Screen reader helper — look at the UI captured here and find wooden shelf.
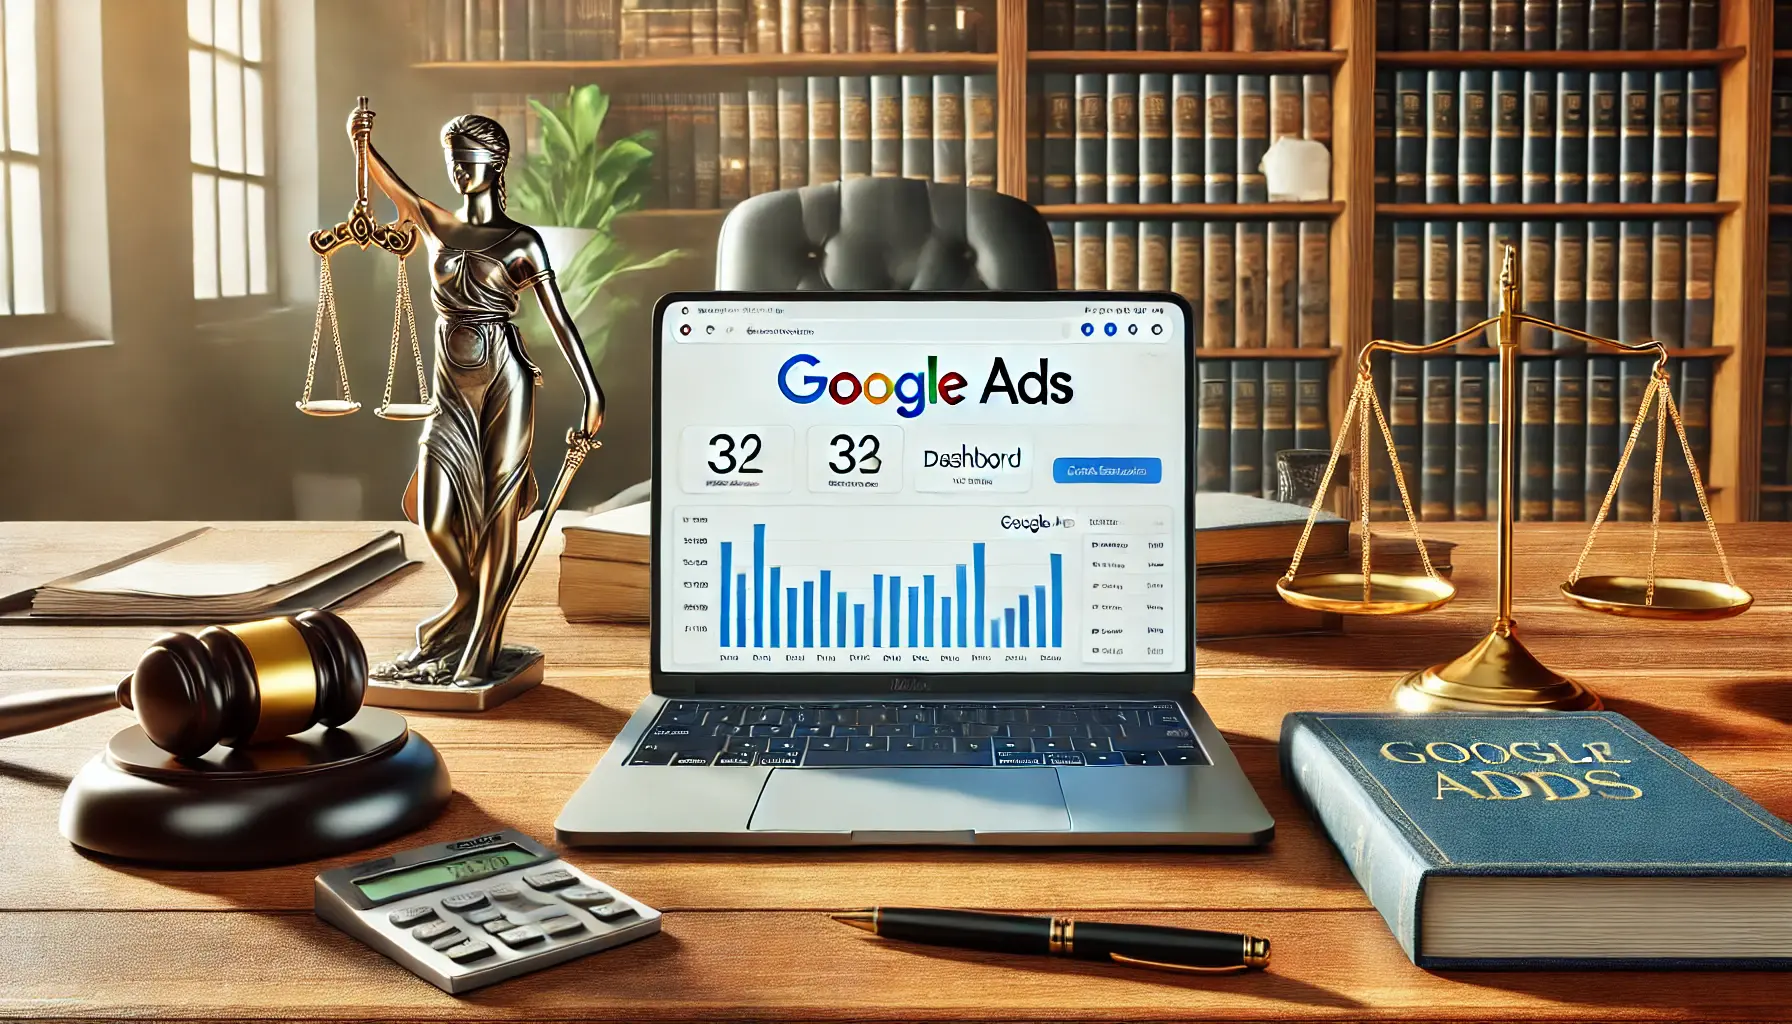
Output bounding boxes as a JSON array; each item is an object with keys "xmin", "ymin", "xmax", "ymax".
[
  {"xmin": 1375, "ymin": 47, "xmax": 1745, "ymax": 69},
  {"xmin": 412, "ymin": 52, "xmax": 999, "ymax": 84},
  {"xmin": 1377, "ymin": 202, "xmax": 1737, "ymax": 219},
  {"xmin": 1037, "ymin": 202, "xmax": 1343, "ymax": 220},
  {"xmin": 1194, "ymin": 347, "xmax": 1342, "ymax": 359},
  {"xmin": 1026, "ymin": 49, "xmax": 1345, "ymax": 72},
  {"xmin": 1771, "ymin": 205, "xmax": 1792, "ymax": 217},
  {"xmin": 1766, "ymin": 347, "xmax": 1792, "ymax": 357},
  {"xmin": 1761, "ymin": 484, "xmax": 1792, "ymax": 493}
]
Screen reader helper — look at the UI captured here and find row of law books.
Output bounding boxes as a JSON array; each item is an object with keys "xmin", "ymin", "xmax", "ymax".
[
  {"xmin": 1193, "ymin": 359, "xmax": 1332, "ymax": 498},
  {"xmin": 1759, "ymin": 357, "xmax": 1792, "ymax": 521},
  {"xmin": 1373, "ymin": 220, "xmax": 1718, "ymax": 350},
  {"xmin": 1024, "ymin": 72, "xmax": 1332, "ymax": 206},
  {"xmin": 1051, "ymin": 219, "xmax": 1331, "ymax": 348},
  {"xmin": 1029, "ymin": 0, "xmax": 1329, "ymax": 51},
  {"xmin": 1376, "ymin": 68, "xmax": 1718, "ymax": 205},
  {"xmin": 1769, "ymin": 70, "xmax": 1792, "ymax": 202},
  {"xmin": 1358, "ymin": 355, "xmax": 1712, "ymax": 523},
  {"xmin": 1379, "ymin": 0, "xmax": 1718, "ymax": 51}
]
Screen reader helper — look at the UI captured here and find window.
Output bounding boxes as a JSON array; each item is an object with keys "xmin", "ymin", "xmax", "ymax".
[
  {"xmin": 0, "ymin": 0, "xmax": 48, "ymax": 317},
  {"xmin": 189, "ymin": 0, "xmax": 270, "ymax": 301}
]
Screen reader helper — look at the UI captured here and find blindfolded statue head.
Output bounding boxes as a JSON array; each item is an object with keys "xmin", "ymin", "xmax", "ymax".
[{"xmin": 441, "ymin": 114, "xmax": 510, "ymax": 210}]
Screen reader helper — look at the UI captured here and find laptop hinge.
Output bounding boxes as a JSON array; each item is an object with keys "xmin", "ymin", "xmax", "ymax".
[{"xmin": 656, "ymin": 677, "xmax": 698, "ymax": 696}]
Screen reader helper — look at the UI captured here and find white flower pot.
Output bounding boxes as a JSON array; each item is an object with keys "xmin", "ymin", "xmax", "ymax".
[{"xmin": 535, "ymin": 225, "xmax": 598, "ymax": 276}]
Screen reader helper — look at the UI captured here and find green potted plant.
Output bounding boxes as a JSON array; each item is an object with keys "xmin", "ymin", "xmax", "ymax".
[{"xmin": 510, "ymin": 85, "xmax": 683, "ymax": 364}]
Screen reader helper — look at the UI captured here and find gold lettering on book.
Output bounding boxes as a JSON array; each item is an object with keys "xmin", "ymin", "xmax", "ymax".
[
  {"xmin": 1470, "ymin": 770, "xmax": 1532, "ymax": 800},
  {"xmin": 1584, "ymin": 741, "xmax": 1631, "ymax": 764},
  {"xmin": 1436, "ymin": 771, "xmax": 1485, "ymax": 800},
  {"xmin": 1522, "ymin": 771, "xmax": 1593, "ymax": 801},
  {"xmin": 1585, "ymin": 769, "xmax": 1644, "ymax": 800}
]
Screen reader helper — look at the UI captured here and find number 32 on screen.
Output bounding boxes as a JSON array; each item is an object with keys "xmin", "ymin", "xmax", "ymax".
[{"xmin": 680, "ymin": 425, "xmax": 797, "ymax": 493}]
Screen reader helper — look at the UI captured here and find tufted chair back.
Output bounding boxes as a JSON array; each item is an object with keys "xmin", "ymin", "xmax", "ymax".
[{"xmin": 713, "ymin": 177, "xmax": 1058, "ymax": 290}]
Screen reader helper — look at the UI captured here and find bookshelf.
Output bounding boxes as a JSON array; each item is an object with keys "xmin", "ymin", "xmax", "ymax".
[{"xmin": 406, "ymin": 0, "xmax": 1780, "ymax": 521}]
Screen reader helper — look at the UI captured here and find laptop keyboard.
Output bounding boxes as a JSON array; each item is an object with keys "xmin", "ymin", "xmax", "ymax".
[{"xmin": 625, "ymin": 700, "xmax": 1209, "ymax": 768}]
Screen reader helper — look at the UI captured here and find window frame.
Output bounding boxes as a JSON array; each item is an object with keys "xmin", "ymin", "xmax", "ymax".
[
  {"xmin": 0, "ymin": 0, "xmax": 60, "ymax": 347},
  {"xmin": 189, "ymin": 0, "xmax": 276, "ymax": 313}
]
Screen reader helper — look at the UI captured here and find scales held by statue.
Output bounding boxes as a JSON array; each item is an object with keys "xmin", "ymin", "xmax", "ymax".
[
  {"xmin": 296, "ymin": 96, "xmax": 605, "ymax": 712},
  {"xmin": 1276, "ymin": 245, "xmax": 1751, "ymax": 714}
]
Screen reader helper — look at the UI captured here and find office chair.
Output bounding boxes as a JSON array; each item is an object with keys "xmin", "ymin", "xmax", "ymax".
[{"xmin": 714, "ymin": 178, "xmax": 1058, "ymax": 290}]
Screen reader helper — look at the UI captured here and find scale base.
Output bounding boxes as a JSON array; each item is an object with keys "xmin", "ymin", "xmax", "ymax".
[
  {"xmin": 366, "ymin": 645, "xmax": 544, "ymax": 712},
  {"xmin": 1391, "ymin": 628, "xmax": 1603, "ymax": 712}
]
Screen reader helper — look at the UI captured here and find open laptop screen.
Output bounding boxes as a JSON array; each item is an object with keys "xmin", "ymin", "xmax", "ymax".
[{"xmin": 653, "ymin": 294, "xmax": 1190, "ymax": 679}]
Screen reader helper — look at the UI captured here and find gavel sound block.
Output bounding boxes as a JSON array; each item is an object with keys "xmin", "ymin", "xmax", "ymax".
[{"xmin": 0, "ymin": 611, "xmax": 452, "ymax": 868}]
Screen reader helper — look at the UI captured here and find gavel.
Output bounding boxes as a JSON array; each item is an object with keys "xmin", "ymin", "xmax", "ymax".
[{"xmin": 0, "ymin": 610, "xmax": 368, "ymax": 758}]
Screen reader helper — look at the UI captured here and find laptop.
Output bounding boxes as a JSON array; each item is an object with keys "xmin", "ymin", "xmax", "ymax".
[{"xmin": 555, "ymin": 292, "xmax": 1273, "ymax": 846}]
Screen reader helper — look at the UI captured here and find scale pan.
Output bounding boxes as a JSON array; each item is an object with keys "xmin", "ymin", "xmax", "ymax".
[
  {"xmin": 296, "ymin": 400, "xmax": 361, "ymax": 417},
  {"xmin": 375, "ymin": 403, "xmax": 436, "ymax": 421},
  {"xmin": 1277, "ymin": 572, "xmax": 1456, "ymax": 616},
  {"xmin": 1560, "ymin": 576, "xmax": 1753, "ymax": 620}
]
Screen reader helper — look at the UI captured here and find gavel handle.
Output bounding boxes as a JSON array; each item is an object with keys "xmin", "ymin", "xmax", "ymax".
[{"xmin": 0, "ymin": 679, "xmax": 129, "ymax": 741}]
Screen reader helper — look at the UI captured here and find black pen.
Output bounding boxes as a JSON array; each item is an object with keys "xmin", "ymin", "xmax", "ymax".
[{"xmin": 830, "ymin": 907, "xmax": 1270, "ymax": 974}]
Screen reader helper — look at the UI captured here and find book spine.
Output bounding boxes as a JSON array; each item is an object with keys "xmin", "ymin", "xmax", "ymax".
[
  {"xmin": 748, "ymin": 77, "xmax": 780, "ymax": 194},
  {"xmin": 1423, "ymin": 219, "xmax": 1455, "ymax": 343},
  {"xmin": 840, "ymin": 77, "xmax": 871, "ymax": 179},
  {"xmin": 1106, "ymin": 0, "xmax": 1137, "ymax": 49},
  {"xmin": 1263, "ymin": 360, "xmax": 1296, "ymax": 498},
  {"xmin": 1392, "ymin": 220, "xmax": 1423, "ymax": 344},
  {"xmin": 718, "ymin": 0, "xmax": 747, "ymax": 49},
  {"xmin": 1553, "ymin": 355, "xmax": 1588, "ymax": 522},
  {"xmin": 1107, "ymin": 221, "xmax": 1139, "ymax": 288},
  {"xmin": 1236, "ymin": 221, "xmax": 1268, "ymax": 348},
  {"xmin": 1140, "ymin": 220, "xmax": 1171, "ymax": 289},
  {"xmin": 1299, "ymin": 221, "xmax": 1329, "ymax": 348},
  {"xmin": 1763, "ymin": 357, "xmax": 1791, "ymax": 490},
  {"xmin": 1522, "ymin": 0, "xmax": 1552, "ymax": 48},
  {"xmin": 1206, "ymin": 73, "xmax": 1238, "ymax": 203},
  {"xmin": 1138, "ymin": 0, "xmax": 1167, "ymax": 47},
  {"xmin": 1620, "ymin": 69, "xmax": 1652, "ymax": 204},
  {"xmin": 1520, "ymin": 357, "xmax": 1551, "ymax": 521},
  {"xmin": 1652, "ymin": 69, "xmax": 1686, "ymax": 204},
  {"xmin": 1197, "ymin": 359, "xmax": 1231, "ymax": 491},
  {"xmin": 967, "ymin": 73, "xmax": 997, "ymax": 190},
  {"xmin": 1554, "ymin": 220, "xmax": 1586, "ymax": 343},
  {"xmin": 1200, "ymin": 0, "xmax": 1230, "ymax": 49},
  {"xmin": 870, "ymin": 74, "xmax": 901, "ymax": 177},
  {"xmin": 1041, "ymin": 0, "xmax": 1073, "ymax": 46},
  {"xmin": 1374, "ymin": 220, "xmax": 1393, "ymax": 341},
  {"xmin": 1051, "ymin": 222, "xmax": 1074, "ymax": 290},
  {"xmin": 1397, "ymin": 0, "xmax": 1427, "ymax": 49},
  {"xmin": 1651, "ymin": 219, "xmax": 1684, "ymax": 348},
  {"xmin": 1521, "ymin": 70, "xmax": 1554, "ymax": 204},
  {"xmin": 1491, "ymin": 0, "xmax": 1521, "ymax": 48},
  {"xmin": 1267, "ymin": 220, "xmax": 1299, "ymax": 349},
  {"xmin": 1459, "ymin": 70, "xmax": 1491, "ymax": 204},
  {"xmin": 1421, "ymin": 358, "xmax": 1455, "ymax": 521},
  {"xmin": 1295, "ymin": 360, "xmax": 1329, "ymax": 450},
  {"xmin": 532, "ymin": 0, "xmax": 566, "ymax": 58},
  {"xmin": 1075, "ymin": 0, "xmax": 1104, "ymax": 47},
  {"xmin": 901, "ymin": 74, "xmax": 932, "ymax": 180},
  {"xmin": 1557, "ymin": 0, "xmax": 1587, "ymax": 47},
  {"xmin": 1171, "ymin": 73, "xmax": 1203, "ymax": 203},
  {"xmin": 719, "ymin": 90, "xmax": 750, "ymax": 203},
  {"xmin": 1774, "ymin": 69, "xmax": 1792, "ymax": 205},
  {"xmin": 1555, "ymin": 70, "xmax": 1586, "ymax": 203},
  {"xmin": 1140, "ymin": 73, "xmax": 1171, "ymax": 202},
  {"xmin": 1585, "ymin": 354, "xmax": 1619, "ymax": 511},
  {"xmin": 1455, "ymin": 358, "xmax": 1488, "ymax": 520},
  {"xmin": 1429, "ymin": 0, "xmax": 1458, "ymax": 49},
  {"xmin": 1237, "ymin": 74, "xmax": 1270, "ymax": 202},
  {"xmin": 895, "ymin": 0, "xmax": 920, "ymax": 50},
  {"xmin": 1229, "ymin": 362, "xmax": 1264, "ymax": 495},
  {"xmin": 1460, "ymin": 0, "xmax": 1490, "ymax": 48},
  {"xmin": 1271, "ymin": 73, "xmax": 1304, "ymax": 145},
  {"xmin": 1456, "ymin": 220, "xmax": 1489, "ymax": 333},
  {"xmin": 1616, "ymin": 357, "xmax": 1655, "ymax": 519},
  {"xmin": 755, "ymin": 0, "xmax": 781, "ymax": 50},
  {"xmin": 1374, "ymin": 71, "xmax": 1395, "ymax": 202},
  {"xmin": 694, "ymin": 94, "xmax": 721, "ymax": 207},
  {"xmin": 1677, "ymin": 359, "xmax": 1711, "ymax": 519},
  {"xmin": 1684, "ymin": 217, "xmax": 1714, "ymax": 347},
  {"xmin": 778, "ymin": 76, "xmax": 808, "ymax": 189},
  {"xmin": 473, "ymin": 0, "xmax": 501, "ymax": 59},
  {"xmin": 809, "ymin": 77, "xmax": 841, "ymax": 185},
  {"xmin": 1390, "ymin": 353, "xmax": 1422, "ymax": 508},
  {"xmin": 1204, "ymin": 221, "xmax": 1236, "ymax": 347},
  {"xmin": 1491, "ymin": 69, "xmax": 1523, "ymax": 204},
  {"xmin": 1076, "ymin": 73, "xmax": 1107, "ymax": 203},
  {"xmin": 1425, "ymin": 70, "xmax": 1459, "ymax": 204},
  {"xmin": 1588, "ymin": 0, "xmax": 1618, "ymax": 47},
  {"xmin": 867, "ymin": 0, "xmax": 894, "ymax": 48},
  {"xmin": 932, "ymin": 74, "xmax": 965, "ymax": 185},
  {"xmin": 827, "ymin": 0, "xmax": 846, "ymax": 52},
  {"xmin": 843, "ymin": 0, "xmax": 863, "ymax": 50},
  {"xmin": 500, "ymin": 0, "xmax": 529, "ymax": 59},
  {"xmin": 1521, "ymin": 220, "xmax": 1553, "ymax": 348},
  {"xmin": 1587, "ymin": 70, "xmax": 1619, "ymax": 203},
  {"xmin": 693, "ymin": 0, "xmax": 719, "ymax": 53},
  {"xmin": 1167, "ymin": 0, "xmax": 1195, "ymax": 49},
  {"xmin": 1394, "ymin": 70, "xmax": 1425, "ymax": 203},
  {"xmin": 1687, "ymin": 0, "xmax": 1715, "ymax": 47},
  {"xmin": 1685, "ymin": 68, "xmax": 1717, "ymax": 204},
  {"xmin": 1074, "ymin": 219, "xmax": 1106, "ymax": 288},
  {"xmin": 1295, "ymin": 0, "xmax": 1327, "ymax": 48},
  {"xmin": 440, "ymin": 0, "xmax": 466, "ymax": 61},
  {"xmin": 1617, "ymin": 218, "xmax": 1651, "ymax": 343},
  {"xmin": 1620, "ymin": 0, "xmax": 1648, "ymax": 48},
  {"xmin": 1234, "ymin": 0, "xmax": 1261, "ymax": 50},
  {"xmin": 1108, "ymin": 73, "xmax": 1140, "ymax": 203},
  {"xmin": 1173, "ymin": 223, "xmax": 1203, "ymax": 342},
  {"xmin": 1043, "ymin": 74, "xmax": 1075, "ymax": 202},
  {"xmin": 1770, "ymin": 221, "xmax": 1792, "ymax": 345},
  {"xmin": 1653, "ymin": 0, "xmax": 1685, "ymax": 47},
  {"xmin": 801, "ymin": 0, "xmax": 828, "ymax": 50},
  {"xmin": 1304, "ymin": 72, "xmax": 1332, "ymax": 145}
]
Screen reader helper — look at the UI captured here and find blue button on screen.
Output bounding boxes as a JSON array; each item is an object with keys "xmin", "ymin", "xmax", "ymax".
[{"xmin": 1052, "ymin": 457, "xmax": 1163, "ymax": 484}]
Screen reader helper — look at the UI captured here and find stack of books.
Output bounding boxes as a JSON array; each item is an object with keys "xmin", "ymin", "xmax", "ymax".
[
  {"xmin": 1379, "ymin": 0, "xmax": 1718, "ymax": 50},
  {"xmin": 559, "ymin": 503, "xmax": 651, "ymax": 622},
  {"xmin": 1030, "ymin": 0, "xmax": 1330, "ymax": 51}
]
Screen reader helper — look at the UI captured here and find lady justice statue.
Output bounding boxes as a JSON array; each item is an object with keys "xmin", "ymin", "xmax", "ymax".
[{"xmin": 347, "ymin": 103, "xmax": 604, "ymax": 710}]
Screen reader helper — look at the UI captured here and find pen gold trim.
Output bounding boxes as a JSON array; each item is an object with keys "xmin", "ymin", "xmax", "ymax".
[
  {"xmin": 829, "ymin": 910, "xmax": 1271, "ymax": 973},
  {"xmin": 1109, "ymin": 953, "xmax": 1250, "ymax": 974}
]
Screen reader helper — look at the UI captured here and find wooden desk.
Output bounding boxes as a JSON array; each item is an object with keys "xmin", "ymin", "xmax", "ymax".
[{"xmin": 2, "ymin": 520, "xmax": 1790, "ymax": 1021}]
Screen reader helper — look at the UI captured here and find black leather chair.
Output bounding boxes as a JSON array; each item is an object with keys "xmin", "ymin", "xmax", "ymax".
[{"xmin": 714, "ymin": 178, "xmax": 1058, "ymax": 290}]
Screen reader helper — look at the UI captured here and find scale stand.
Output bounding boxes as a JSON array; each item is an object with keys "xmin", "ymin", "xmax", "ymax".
[{"xmin": 1277, "ymin": 245, "xmax": 1750, "ymax": 712}]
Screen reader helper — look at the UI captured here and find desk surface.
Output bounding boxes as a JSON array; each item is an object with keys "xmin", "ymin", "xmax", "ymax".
[{"xmin": 2, "ymin": 520, "xmax": 1790, "ymax": 1021}]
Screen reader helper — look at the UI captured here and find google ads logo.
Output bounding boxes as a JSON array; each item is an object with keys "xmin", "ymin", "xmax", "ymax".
[{"xmin": 777, "ymin": 353, "xmax": 1075, "ymax": 419}]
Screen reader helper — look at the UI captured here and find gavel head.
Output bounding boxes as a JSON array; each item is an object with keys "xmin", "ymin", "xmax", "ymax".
[{"xmin": 121, "ymin": 610, "xmax": 368, "ymax": 758}]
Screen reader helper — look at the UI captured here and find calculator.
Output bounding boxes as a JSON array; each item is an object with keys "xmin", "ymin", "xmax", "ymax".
[{"xmin": 315, "ymin": 829, "xmax": 661, "ymax": 994}]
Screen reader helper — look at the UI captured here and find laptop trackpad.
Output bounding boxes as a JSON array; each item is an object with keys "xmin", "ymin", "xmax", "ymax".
[{"xmin": 748, "ymin": 769, "xmax": 1071, "ymax": 835}]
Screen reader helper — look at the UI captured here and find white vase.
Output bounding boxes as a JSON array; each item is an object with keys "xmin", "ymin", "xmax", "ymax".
[{"xmin": 535, "ymin": 225, "xmax": 598, "ymax": 276}]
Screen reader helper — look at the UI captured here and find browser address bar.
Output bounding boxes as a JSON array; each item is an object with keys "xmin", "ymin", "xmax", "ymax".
[{"xmin": 726, "ymin": 318, "xmax": 1092, "ymax": 343}]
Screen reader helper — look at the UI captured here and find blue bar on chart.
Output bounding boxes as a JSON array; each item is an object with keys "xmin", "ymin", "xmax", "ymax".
[
  {"xmin": 1051, "ymin": 553, "xmax": 1063, "ymax": 647},
  {"xmin": 785, "ymin": 588, "xmax": 797, "ymax": 648},
  {"xmin": 1034, "ymin": 585, "xmax": 1046, "ymax": 647},
  {"xmin": 836, "ymin": 592, "xmax": 847, "ymax": 646},
  {"xmin": 872, "ymin": 574, "xmax": 883, "ymax": 648},
  {"xmin": 819, "ymin": 570, "xmax": 831, "ymax": 648},
  {"xmin": 942, "ymin": 597, "xmax": 953, "ymax": 646},
  {"xmin": 1019, "ymin": 594, "xmax": 1030, "ymax": 647},
  {"xmin": 907, "ymin": 586, "xmax": 919, "ymax": 648},
  {"xmin": 719, "ymin": 541, "xmax": 732, "ymax": 647},
  {"xmin": 753, "ymin": 525, "xmax": 764, "ymax": 647},
  {"xmin": 923, "ymin": 576, "xmax": 935, "ymax": 647},
  {"xmin": 803, "ymin": 581, "xmax": 814, "ymax": 648},
  {"xmin": 769, "ymin": 566, "xmax": 781, "ymax": 649},
  {"xmin": 854, "ymin": 603, "xmax": 865, "ymax": 647},
  {"xmin": 736, "ymin": 575, "xmax": 746, "ymax": 648},
  {"xmin": 889, "ymin": 575, "xmax": 901, "ymax": 647},
  {"xmin": 974, "ymin": 543, "xmax": 986, "ymax": 647}
]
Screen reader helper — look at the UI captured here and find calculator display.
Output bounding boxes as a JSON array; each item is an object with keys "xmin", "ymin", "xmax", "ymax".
[{"xmin": 353, "ymin": 845, "xmax": 541, "ymax": 902}]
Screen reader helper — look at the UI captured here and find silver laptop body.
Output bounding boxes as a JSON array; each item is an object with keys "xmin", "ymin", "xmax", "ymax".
[{"xmin": 556, "ymin": 292, "xmax": 1272, "ymax": 846}]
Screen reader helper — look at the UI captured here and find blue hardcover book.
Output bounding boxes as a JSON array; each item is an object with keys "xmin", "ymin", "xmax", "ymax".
[
  {"xmin": 1620, "ymin": 0, "xmax": 1648, "ymax": 48},
  {"xmin": 1684, "ymin": 217, "xmax": 1714, "ymax": 347},
  {"xmin": 1107, "ymin": 73, "xmax": 1140, "ymax": 203},
  {"xmin": 1043, "ymin": 74, "xmax": 1075, "ymax": 205},
  {"xmin": 1171, "ymin": 222, "xmax": 1201, "ymax": 336},
  {"xmin": 1390, "ymin": 354, "xmax": 1422, "ymax": 501},
  {"xmin": 1049, "ymin": 222, "xmax": 1074, "ymax": 290},
  {"xmin": 1262, "ymin": 360, "xmax": 1295, "ymax": 499},
  {"xmin": 1521, "ymin": 220, "xmax": 1553, "ymax": 348},
  {"xmin": 1586, "ymin": 354, "xmax": 1619, "ymax": 511},
  {"xmin": 1459, "ymin": 0, "xmax": 1489, "ymax": 48},
  {"xmin": 1425, "ymin": 70, "xmax": 1459, "ymax": 204},
  {"xmin": 1295, "ymin": 361, "xmax": 1329, "ymax": 450},
  {"xmin": 1522, "ymin": 0, "xmax": 1552, "ymax": 48},
  {"xmin": 1555, "ymin": 70, "xmax": 1586, "ymax": 203},
  {"xmin": 1196, "ymin": 358, "xmax": 1230, "ymax": 491},
  {"xmin": 1773, "ymin": 69, "xmax": 1792, "ymax": 205},
  {"xmin": 1074, "ymin": 219, "xmax": 1105, "ymax": 290},
  {"xmin": 1237, "ymin": 74, "xmax": 1270, "ymax": 202},
  {"xmin": 1423, "ymin": 219, "xmax": 1455, "ymax": 342},
  {"xmin": 1458, "ymin": 70, "xmax": 1491, "ymax": 203},
  {"xmin": 1554, "ymin": 220, "xmax": 1586, "ymax": 347},
  {"xmin": 1587, "ymin": 218, "xmax": 1619, "ymax": 339},
  {"xmin": 870, "ymin": 75, "xmax": 901, "ymax": 179},
  {"xmin": 1620, "ymin": 70, "xmax": 1652, "ymax": 204},
  {"xmin": 1556, "ymin": 0, "xmax": 1587, "ymax": 47},
  {"xmin": 1139, "ymin": 220, "xmax": 1170, "ymax": 290},
  {"xmin": 1652, "ymin": 69, "xmax": 1686, "ymax": 204},
  {"xmin": 1374, "ymin": 70, "xmax": 1395, "ymax": 202},
  {"xmin": 1490, "ymin": 69, "xmax": 1523, "ymax": 203},
  {"xmin": 1106, "ymin": 220, "xmax": 1138, "ymax": 289},
  {"xmin": 839, "ymin": 78, "xmax": 871, "ymax": 181},
  {"xmin": 1419, "ymin": 357, "xmax": 1454, "ymax": 521},
  {"xmin": 1171, "ymin": 73, "xmax": 1203, "ymax": 203},
  {"xmin": 966, "ymin": 73, "xmax": 997, "ymax": 191},
  {"xmin": 1456, "ymin": 221, "xmax": 1489, "ymax": 333},
  {"xmin": 1519, "ymin": 354, "xmax": 1552, "ymax": 520},
  {"xmin": 808, "ymin": 77, "xmax": 841, "ymax": 186},
  {"xmin": 1392, "ymin": 220, "xmax": 1423, "ymax": 344},
  {"xmin": 1074, "ymin": 73, "xmax": 1106, "ymax": 204},
  {"xmin": 1553, "ymin": 354, "xmax": 1587, "ymax": 521},
  {"xmin": 1589, "ymin": 0, "xmax": 1618, "ymax": 47},
  {"xmin": 1139, "ymin": 73, "xmax": 1171, "ymax": 203},
  {"xmin": 1587, "ymin": 70, "xmax": 1619, "ymax": 203},
  {"xmin": 1228, "ymin": 361, "xmax": 1263, "ymax": 495},
  {"xmin": 1373, "ymin": 220, "xmax": 1392, "ymax": 341},
  {"xmin": 1394, "ymin": 70, "xmax": 1426, "ymax": 203},
  {"xmin": 1685, "ymin": 68, "xmax": 1717, "ymax": 203},
  {"xmin": 931, "ymin": 74, "xmax": 964, "ymax": 185},
  {"xmin": 1454, "ymin": 358, "xmax": 1487, "ymax": 520},
  {"xmin": 1677, "ymin": 358, "xmax": 1711, "ymax": 520},
  {"xmin": 1281, "ymin": 711, "xmax": 1792, "ymax": 970},
  {"xmin": 1618, "ymin": 219, "xmax": 1651, "ymax": 343},
  {"xmin": 900, "ymin": 75, "xmax": 932, "ymax": 182},
  {"xmin": 1652, "ymin": 219, "xmax": 1685, "ymax": 348},
  {"xmin": 1520, "ymin": 70, "xmax": 1554, "ymax": 204},
  {"xmin": 1205, "ymin": 73, "xmax": 1238, "ymax": 203},
  {"xmin": 1429, "ymin": 0, "xmax": 1458, "ymax": 48}
]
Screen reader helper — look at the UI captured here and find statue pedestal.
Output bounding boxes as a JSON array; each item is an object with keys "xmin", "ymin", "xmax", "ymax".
[{"xmin": 366, "ymin": 644, "xmax": 544, "ymax": 712}]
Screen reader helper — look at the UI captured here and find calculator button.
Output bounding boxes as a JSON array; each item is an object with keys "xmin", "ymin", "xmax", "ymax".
[
  {"xmin": 463, "ymin": 907, "xmax": 506, "ymax": 926},
  {"xmin": 591, "ymin": 902, "xmax": 638, "ymax": 922},
  {"xmin": 496, "ymin": 925, "xmax": 547, "ymax": 948},
  {"xmin": 524, "ymin": 868, "xmax": 578, "ymax": 891},
  {"xmin": 487, "ymin": 883, "xmax": 525, "ymax": 902},
  {"xmin": 484, "ymin": 918, "xmax": 520, "ymax": 934},
  {"xmin": 429, "ymin": 931, "xmax": 468, "ymax": 951},
  {"xmin": 559, "ymin": 886, "xmax": 615, "ymax": 907},
  {"xmin": 440, "ymin": 891, "xmax": 489, "ymax": 912},
  {"xmin": 540, "ymin": 915, "xmax": 587, "ymax": 940},
  {"xmin": 442, "ymin": 939, "xmax": 495, "ymax": 964},
  {"xmin": 387, "ymin": 905, "xmax": 437, "ymax": 928},
  {"xmin": 413, "ymin": 920, "xmax": 460, "ymax": 945}
]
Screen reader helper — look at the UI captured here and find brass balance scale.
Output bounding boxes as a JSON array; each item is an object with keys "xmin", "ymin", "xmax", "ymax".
[{"xmin": 1277, "ymin": 245, "xmax": 1753, "ymax": 712}]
